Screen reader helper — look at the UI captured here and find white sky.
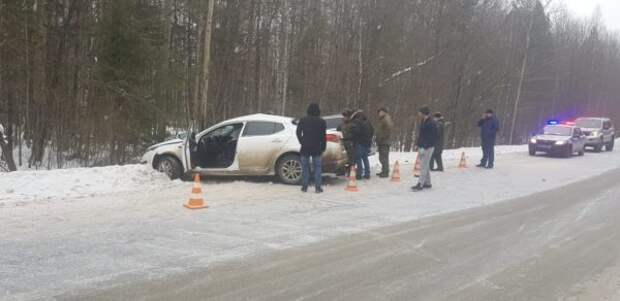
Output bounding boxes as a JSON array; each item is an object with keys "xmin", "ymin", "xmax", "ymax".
[{"xmin": 563, "ymin": 0, "xmax": 620, "ymax": 31}]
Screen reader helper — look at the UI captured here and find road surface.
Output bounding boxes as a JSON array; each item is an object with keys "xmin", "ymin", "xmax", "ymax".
[{"xmin": 62, "ymin": 167, "xmax": 620, "ymax": 301}]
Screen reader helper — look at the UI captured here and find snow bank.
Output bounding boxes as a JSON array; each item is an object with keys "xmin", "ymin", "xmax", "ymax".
[{"xmin": 0, "ymin": 164, "xmax": 176, "ymax": 204}]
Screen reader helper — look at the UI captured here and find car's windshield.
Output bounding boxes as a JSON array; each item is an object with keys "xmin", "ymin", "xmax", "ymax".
[
  {"xmin": 576, "ymin": 118, "xmax": 602, "ymax": 129},
  {"xmin": 543, "ymin": 125, "xmax": 572, "ymax": 136}
]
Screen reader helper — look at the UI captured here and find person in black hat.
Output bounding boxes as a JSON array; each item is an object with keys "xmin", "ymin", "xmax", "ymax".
[
  {"xmin": 477, "ymin": 109, "xmax": 500, "ymax": 169},
  {"xmin": 412, "ymin": 106, "xmax": 438, "ymax": 191}
]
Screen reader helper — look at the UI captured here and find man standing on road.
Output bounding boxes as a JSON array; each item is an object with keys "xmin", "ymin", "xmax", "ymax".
[
  {"xmin": 412, "ymin": 106, "xmax": 438, "ymax": 192},
  {"xmin": 375, "ymin": 107, "xmax": 394, "ymax": 178},
  {"xmin": 296, "ymin": 103, "xmax": 327, "ymax": 193},
  {"xmin": 477, "ymin": 109, "xmax": 500, "ymax": 169},
  {"xmin": 350, "ymin": 110, "xmax": 374, "ymax": 180},
  {"xmin": 430, "ymin": 112, "xmax": 445, "ymax": 172},
  {"xmin": 338, "ymin": 109, "xmax": 355, "ymax": 177}
]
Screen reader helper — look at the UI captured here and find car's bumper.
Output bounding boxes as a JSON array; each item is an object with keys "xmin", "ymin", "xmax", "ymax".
[
  {"xmin": 529, "ymin": 143, "xmax": 571, "ymax": 154},
  {"xmin": 584, "ymin": 136, "xmax": 604, "ymax": 146},
  {"xmin": 141, "ymin": 150, "xmax": 155, "ymax": 165}
]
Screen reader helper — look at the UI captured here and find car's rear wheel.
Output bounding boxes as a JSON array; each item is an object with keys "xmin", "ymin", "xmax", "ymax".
[
  {"xmin": 276, "ymin": 154, "xmax": 303, "ymax": 185},
  {"xmin": 606, "ymin": 137, "xmax": 615, "ymax": 151},
  {"xmin": 156, "ymin": 155, "xmax": 184, "ymax": 180}
]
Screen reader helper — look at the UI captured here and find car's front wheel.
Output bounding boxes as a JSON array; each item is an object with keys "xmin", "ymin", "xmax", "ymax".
[
  {"xmin": 276, "ymin": 154, "xmax": 303, "ymax": 185},
  {"xmin": 529, "ymin": 147, "xmax": 536, "ymax": 156},
  {"xmin": 156, "ymin": 155, "xmax": 184, "ymax": 180}
]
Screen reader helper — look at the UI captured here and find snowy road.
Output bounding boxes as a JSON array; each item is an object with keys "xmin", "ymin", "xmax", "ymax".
[
  {"xmin": 66, "ymin": 166, "xmax": 620, "ymax": 301},
  {"xmin": 2, "ymin": 144, "xmax": 620, "ymax": 300}
]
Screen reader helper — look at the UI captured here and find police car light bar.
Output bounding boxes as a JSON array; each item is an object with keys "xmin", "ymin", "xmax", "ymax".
[{"xmin": 547, "ymin": 120, "xmax": 560, "ymax": 125}]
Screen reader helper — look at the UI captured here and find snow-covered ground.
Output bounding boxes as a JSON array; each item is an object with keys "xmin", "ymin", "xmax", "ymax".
[{"xmin": 1, "ymin": 143, "xmax": 619, "ymax": 300}]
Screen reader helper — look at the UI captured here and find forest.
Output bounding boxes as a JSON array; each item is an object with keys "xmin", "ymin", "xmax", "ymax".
[{"xmin": 1, "ymin": 0, "xmax": 619, "ymax": 171}]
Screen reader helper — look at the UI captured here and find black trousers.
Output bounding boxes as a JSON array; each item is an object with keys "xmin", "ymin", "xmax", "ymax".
[
  {"xmin": 430, "ymin": 147, "xmax": 443, "ymax": 170},
  {"xmin": 480, "ymin": 139, "xmax": 495, "ymax": 167},
  {"xmin": 378, "ymin": 144, "xmax": 390, "ymax": 175}
]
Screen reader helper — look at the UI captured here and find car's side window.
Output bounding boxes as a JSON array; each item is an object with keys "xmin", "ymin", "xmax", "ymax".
[
  {"xmin": 242, "ymin": 122, "xmax": 284, "ymax": 137},
  {"xmin": 603, "ymin": 121, "xmax": 612, "ymax": 130}
]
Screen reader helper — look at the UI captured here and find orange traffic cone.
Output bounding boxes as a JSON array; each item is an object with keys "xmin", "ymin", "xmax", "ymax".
[
  {"xmin": 391, "ymin": 161, "xmax": 401, "ymax": 182},
  {"xmin": 345, "ymin": 165, "xmax": 359, "ymax": 192},
  {"xmin": 458, "ymin": 151, "xmax": 467, "ymax": 169},
  {"xmin": 184, "ymin": 174, "xmax": 208, "ymax": 209},
  {"xmin": 413, "ymin": 154, "xmax": 421, "ymax": 178}
]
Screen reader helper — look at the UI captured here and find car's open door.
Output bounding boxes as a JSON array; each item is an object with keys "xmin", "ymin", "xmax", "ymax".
[{"xmin": 181, "ymin": 131, "xmax": 196, "ymax": 172}]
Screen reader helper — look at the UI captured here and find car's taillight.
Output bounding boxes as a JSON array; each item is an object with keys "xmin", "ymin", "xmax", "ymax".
[{"xmin": 326, "ymin": 134, "xmax": 340, "ymax": 143}]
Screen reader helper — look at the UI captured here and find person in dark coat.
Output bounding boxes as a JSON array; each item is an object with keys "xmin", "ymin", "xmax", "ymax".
[
  {"xmin": 477, "ymin": 109, "xmax": 500, "ymax": 169},
  {"xmin": 296, "ymin": 103, "xmax": 327, "ymax": 193},
  {"xmin": 412, "ymin": 106, "xmax": 438, "ymax": 191},
  {"xmin": 375, "ymin": 107, "xmax": 394, "ymax": 178},
  {"xmin": 350, "ymin": 110, "xmax": 374, "ymax": 180},
  {"xmin": 430, "ymin": 112, "xmax": 445, "ymax": 172}
]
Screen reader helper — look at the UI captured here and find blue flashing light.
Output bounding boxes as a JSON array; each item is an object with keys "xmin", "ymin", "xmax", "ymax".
[{"xmin": 547, "ymin": 120, "xmax": 560, "ymax": 125}]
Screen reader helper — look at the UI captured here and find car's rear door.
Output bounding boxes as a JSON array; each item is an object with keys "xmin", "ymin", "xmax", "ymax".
[{"xmin": 236, "ymin": 121, "xmax": 290, "ymax": 173}]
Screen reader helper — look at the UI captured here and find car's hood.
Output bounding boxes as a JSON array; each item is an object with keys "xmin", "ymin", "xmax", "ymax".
[
  {"xmin": 580, "ymin": 128, "xmax": 600, "ymax": 133},
  {"xmin": 534, "ymin": 135, "xmax": 569, "ymax": 141},
  {"xmin": 148, "ymin": 138, "xmax": 183, "ymax": 150}
]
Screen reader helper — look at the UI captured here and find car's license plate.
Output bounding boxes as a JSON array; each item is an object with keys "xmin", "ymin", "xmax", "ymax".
[{"xmin": 538, "ymin": 145, "xmax": 551, "ymax": 150}]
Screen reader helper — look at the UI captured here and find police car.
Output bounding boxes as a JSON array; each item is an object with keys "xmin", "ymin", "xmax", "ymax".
[{"xmin": 529, "ymin": 121, "xmax": 587, "ymax": 157}]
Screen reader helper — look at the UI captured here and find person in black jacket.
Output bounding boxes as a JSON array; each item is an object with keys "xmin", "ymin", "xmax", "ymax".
[
  {"xmin": 412, "ymin": 106, "xmax": 438, "ymax": 191},
  {"xmin": 296, "ymin": 103, "xmax": 327, "ymax": 193},
  {"xmin": 350, "ymin": 110, "xmax": 374, "ymax": 180},
  {"xmin": 430, "ymin": 112, "xmax": 445, "ymax": 172},
  {"xmin": 477, "ymin": 109, "xmax": 500, "ymax": 169}
]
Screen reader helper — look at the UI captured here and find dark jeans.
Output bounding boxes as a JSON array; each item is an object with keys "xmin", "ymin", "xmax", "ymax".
[
  {"xmin": 355, "ymin": 144, "xmax": 371, "ymax": 177},
  {"xmin": 430, "ymin": 147, "xmax": 443, "ymax": 170},
  {"xmin": 378, "ymin": 144, "xmax": 390, "ymax": 175},
  {"xmin": 301, "ymin": 155, "xmax": 322, "ymax": 188},
  {"xmin": 480, "ymin": 139, "xmax": 495, "ymax": 167}
]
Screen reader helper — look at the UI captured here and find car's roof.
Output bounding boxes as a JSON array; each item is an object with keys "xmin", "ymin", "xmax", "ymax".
[{"xmin": 225, "ymin": 113, "xmax": 294, "ymax": 124}]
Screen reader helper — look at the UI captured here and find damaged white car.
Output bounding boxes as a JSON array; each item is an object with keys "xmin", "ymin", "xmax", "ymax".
[{"xmin": 141, "ymin": 114, "xmax": 348, "ymax": 184}]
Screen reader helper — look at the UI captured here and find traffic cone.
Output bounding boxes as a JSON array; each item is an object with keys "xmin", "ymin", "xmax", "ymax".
[
  {"xmin": 345, "ymin": 165, "xmax": 359, "ymax": 192},
  {"xmin": 413, "ymin": 154, "xmax": 421, "ymax": 178},
  {"xmin": 458, "ymin": 151, "xmax": 467, "ymax": 169},
  {"xmin": 391, "ymin": 161, "xmax": 401, "ymax": 182},
  {"xmin": 184, "ymin": 174, "xmax": 208, "ymax": 209}
]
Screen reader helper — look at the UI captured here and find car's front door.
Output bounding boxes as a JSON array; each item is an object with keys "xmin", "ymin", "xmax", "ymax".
[
  {"xmin": 236, "ymin": 121, "xmax": 290, "ymax": 173},
  {"xmin": 192, "ymin": 123, "xmax": 244, "ymax": 171}
]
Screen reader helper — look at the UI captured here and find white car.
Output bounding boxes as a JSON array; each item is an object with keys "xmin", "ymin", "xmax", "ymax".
[{"xmin": 141, "ymin": 114, "xmax": 348, "ymax": 184}]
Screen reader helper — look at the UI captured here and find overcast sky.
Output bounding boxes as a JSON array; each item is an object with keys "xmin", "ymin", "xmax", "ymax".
[{"xmin": 564, "ymin": 0, "xmax": 620, "ymax": 31}]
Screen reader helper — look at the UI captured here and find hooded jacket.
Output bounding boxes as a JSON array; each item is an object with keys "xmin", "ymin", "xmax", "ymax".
[
  {"xmin": 350, "ymin": 110, "xmax": 374, "ymax": 147},
  {"xmin": 296, "ymin": 103, "xmax": 327, "ymax": 156}
]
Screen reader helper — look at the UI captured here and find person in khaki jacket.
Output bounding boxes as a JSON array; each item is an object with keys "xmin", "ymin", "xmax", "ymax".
[
  {"xmin": 375, "ymin": 107, "xmax": 394, "ymax": 178},
  {"xmin": 338, "ymin": 109, "xmax": 355, "ymax": 176}
]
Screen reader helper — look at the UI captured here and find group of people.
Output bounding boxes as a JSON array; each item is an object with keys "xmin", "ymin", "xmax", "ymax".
[{"xmin": 295, "ymin": 103, "xmax": 500, "ymax": 193}]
